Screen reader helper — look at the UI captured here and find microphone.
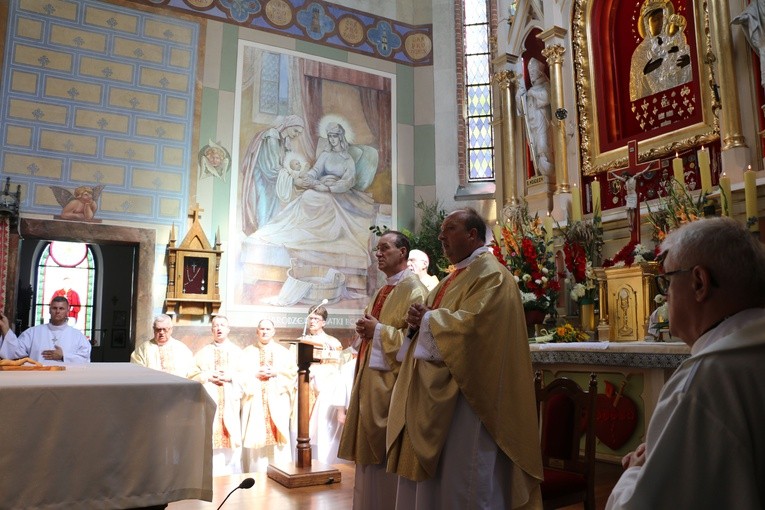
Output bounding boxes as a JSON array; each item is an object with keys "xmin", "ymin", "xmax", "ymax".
[
  {"xmin": 215, "ymin": 477, "xmax": 255, "ymax": 510},
  {"xmin": 302, "ymin": 298, "xmax": 329, "ymax": 336}
]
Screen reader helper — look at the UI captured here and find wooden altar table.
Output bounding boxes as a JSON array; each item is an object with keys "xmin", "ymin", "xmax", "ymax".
[{"xmin": 0, "ymin": 363, "xmax": 215, "ymax": 509}]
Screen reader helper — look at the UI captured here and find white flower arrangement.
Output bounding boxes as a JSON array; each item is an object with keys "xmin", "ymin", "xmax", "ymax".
[
  {"xmin": 568, "ymin": 261, "xmax": 598, "ymax": 302},
  {"xmin": 570, "ymin": 282, "xmax": 586, "ymax": 301}
]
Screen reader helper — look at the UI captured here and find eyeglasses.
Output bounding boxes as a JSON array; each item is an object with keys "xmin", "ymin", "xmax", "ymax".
[
  {"xmin": 153, "ymin": 327, "xmax": 171, "ymax": 333},
  {"xmin": 656, "ymin": 268, "xmax": 693, "ymax": 294}
]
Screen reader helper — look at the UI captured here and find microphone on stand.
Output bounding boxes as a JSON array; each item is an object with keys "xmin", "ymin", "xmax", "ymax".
[
  {"xmin": 215, "ymin": 477, "xmax": 255, "ymax": 510},
  {"xmin": 301, "ymin": 298, "xmax": 329, "ymax": 337}
]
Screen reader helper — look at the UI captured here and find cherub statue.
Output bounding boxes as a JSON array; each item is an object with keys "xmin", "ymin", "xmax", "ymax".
[{"xmin": 50, "ymin": 184, "xmax": 105, "ymax": 221}]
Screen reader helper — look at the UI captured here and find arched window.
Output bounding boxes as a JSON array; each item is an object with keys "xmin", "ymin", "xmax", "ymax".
[
  {"xmin": 34, "ymin": 241, "xmax": 97, "ymax": 342},
  {"xmin": 460, "ymin": 0, "xmax": 495, "ymax": 182}
]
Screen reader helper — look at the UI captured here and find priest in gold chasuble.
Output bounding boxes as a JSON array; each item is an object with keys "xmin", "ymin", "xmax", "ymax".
[
  {"xmin": 338, "ymin": 231, "xmax": 428, "ymax": 510},
  {"xmin": 387, "ymin": 208, "xmax": 543, "ymax": 509},
  {"xmin": 241, "ymin": 319, "xmax": 298, "ymax": 472}
]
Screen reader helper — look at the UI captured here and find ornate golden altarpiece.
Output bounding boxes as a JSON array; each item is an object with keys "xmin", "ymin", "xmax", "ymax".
[{"xmin": 165, "ymin": 204, "xmax": 222, "ymax": 318}]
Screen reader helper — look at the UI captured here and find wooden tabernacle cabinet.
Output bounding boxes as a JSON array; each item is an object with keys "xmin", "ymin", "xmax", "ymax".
[{"xmin": 165, "ymin": 204, "xmax": 222, "ymax": 318}]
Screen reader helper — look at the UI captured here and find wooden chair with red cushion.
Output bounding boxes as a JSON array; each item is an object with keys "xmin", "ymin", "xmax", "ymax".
[{"xmin": 534, "ymin": 371, "xmax": 598, "ymax": 510}]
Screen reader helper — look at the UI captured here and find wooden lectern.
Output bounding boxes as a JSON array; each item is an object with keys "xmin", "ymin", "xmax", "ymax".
[{"xmin": 267, "ymin": 340, "xmax": 342, "ymax": 488}]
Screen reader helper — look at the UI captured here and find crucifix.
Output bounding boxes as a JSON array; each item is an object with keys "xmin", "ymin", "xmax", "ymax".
[
  {"xmin": 189, "ymin": 202, "xmax": 204, "ymax": 223},
  {"xmin": 608, "ymin": 140, "xmax": 661, "ymax": 244}
]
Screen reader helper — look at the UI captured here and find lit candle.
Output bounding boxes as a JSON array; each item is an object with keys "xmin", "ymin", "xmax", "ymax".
[
  {"xmin": 672, "ymin": 152, "xmax": 684, "ymax": 186},
  {"xmin": 571, "ymin": 183, "xmax": 582, "ymax": 222},
  {"xmin": 744, "ymin": 164, "xmax": 758, "ymax": 223},
  {"xmin": 719, "ymin": 172, "xmax": 731, "ymax": 217},
  {"xmin": 543, "ymin": 213, "xmax": 553, "ymax": 251},
  {"xmin": 591, "ymin": 179, "xmax": 601, "ymax": 216},
  {"xmin": 697, "ymin": 146, "xmax": 712, "ymax": 194}
]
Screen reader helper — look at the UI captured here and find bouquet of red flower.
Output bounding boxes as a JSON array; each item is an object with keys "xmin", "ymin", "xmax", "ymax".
[
  {"xmin": 494, "ymin": 204, "xmax": 560, "ymax": 318},
  {"xmin": 602, "ymin": 240, "xmax": 657, "ymax": 268},
  {"xmin": 561, "ymin": 217, "xmax": 603, "ymax": 303}
]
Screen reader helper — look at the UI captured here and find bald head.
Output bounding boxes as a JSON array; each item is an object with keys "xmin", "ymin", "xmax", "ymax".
[{"xmin": 407, "ymin": 249, "xmax": 430, "ymax": 276}]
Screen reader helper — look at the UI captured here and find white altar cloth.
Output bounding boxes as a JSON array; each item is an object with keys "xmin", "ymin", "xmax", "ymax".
[{"xmin": 0, "ymin": 363, "xmax": 215, "ymax": 509}]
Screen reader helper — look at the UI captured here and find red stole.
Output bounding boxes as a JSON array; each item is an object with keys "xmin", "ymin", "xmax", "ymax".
[
  {"xmin": 430, "ymin": 267, "xmax": 465, "ymax": 308},
  {"xmin": 356, "ymin": 284, "xmax": 395, "ymax": 375}
]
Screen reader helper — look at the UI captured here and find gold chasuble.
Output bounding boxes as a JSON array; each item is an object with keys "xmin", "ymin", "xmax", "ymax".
[
  {"xmin": 386, "ymin": 252, "xmax": 543, "ymax": 490},
  {"xmin": 338, "ymin": 272, "xmax": 428, "ymax": 465}
]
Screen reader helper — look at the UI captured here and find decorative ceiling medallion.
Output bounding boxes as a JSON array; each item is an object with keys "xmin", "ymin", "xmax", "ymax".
[
  {"xmin": 265, "ymin": 0, "xmax": 292, "ymax": 27},
  {"xmin": 404, "ymin": 32, "xmax": 432, "ymax": 61},
  {"xmin": 337, "ymin": 16, "xmax": 364, "ymax": 46},
  {"xmin": 296, "ymin": 3, "xmax": 335, "ymax": 41},
  {"xmin": 368, "ymin": 20, "xmax": 401, "ymax": 58},
  {"xmin": 220, "ymin": 0, "xmax": 262, "ymax": 23},
  {"xmin": 184, "ymin": 0, "xmax": 215, "ymax": 8}
]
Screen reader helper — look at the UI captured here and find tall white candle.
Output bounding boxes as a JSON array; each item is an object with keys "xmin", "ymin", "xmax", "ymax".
[
  {"xmin": 591, "ymin": 180, "xmax": 601, "ymax": 216},
  {"xmin": 571, "ymin": 183, "xmax": 582, "ymax": 222},
  {"xmin": 718, "ymin": 172, "xmax": 731, "ymax": 217},
  {"xmin": 543, "ymin": 213, "xmax": 553, "ymax": 252},
  {"xmin": 698, "ymin": 146, "xmax": 712, "ymax": 194},
  {"xmin": 745, "ymin": 165, "xmax": 758, "ymax": 223},
  {"xmin": 492, "ymin": 223, "xmax": 502, "ymax": 245},
  {"xmin": 672, "ymin": 152, "xmax": 684, "ymax": 187}
]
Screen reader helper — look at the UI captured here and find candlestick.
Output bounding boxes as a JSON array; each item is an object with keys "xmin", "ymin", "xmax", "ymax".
[
  {"xmin": 571, "ymin": 183, "xmax": 582, "ymax": 222},
  {"xmin": 718, "ymin": 172, "xmax": 731, "ymax": 217},
  {"xmin": 543, "ymin": 213, "xmax": 553, "ymax": 251},
  {"xmin": 672, "ymin": 152, "xmax": 684, "ymax": 187},
  {"xmin": 591, "ymin": 180, "xmax": 601, "ymax": 216},
  {"xmin": 697, "ymin": 146, "xmax": 712, "ymax": 194},
  {"xmin": 744, "ymin": 165, "xmax": 758, "ymax": 226}
]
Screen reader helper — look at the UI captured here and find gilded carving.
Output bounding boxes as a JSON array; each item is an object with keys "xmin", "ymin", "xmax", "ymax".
[
  {"xmin": 572, "ymin": 0, "xmax": 719, "ymax": 176},
  {"xmin": 541, "ymin": 44, "xmax": 565, "ymax": 65}
]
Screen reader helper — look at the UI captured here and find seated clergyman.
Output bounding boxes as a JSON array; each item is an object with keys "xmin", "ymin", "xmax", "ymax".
[{"xmin": 0, "ymin": 297, "xmax": 91, "ymax": 364}]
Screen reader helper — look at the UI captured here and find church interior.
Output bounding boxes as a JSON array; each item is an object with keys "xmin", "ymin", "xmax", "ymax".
[{"xmin": 1, "ymin": 0, "xmax": 764, "ymax": 508}]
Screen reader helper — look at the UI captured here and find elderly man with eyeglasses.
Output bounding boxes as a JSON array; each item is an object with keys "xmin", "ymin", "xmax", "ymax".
[
  {"xmin": 130, "ymin": 314, "xmax": 194, "ymax": 378},
  {"xmin": 607, "ymin": 216, "xmax": 765, "ymax": 509}
]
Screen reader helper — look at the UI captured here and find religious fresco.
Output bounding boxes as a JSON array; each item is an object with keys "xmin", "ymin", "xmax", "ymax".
[
  {"xmin": 227, "ymin": 42, "xmax": 394, "ymax": 328},
  {"xmin": 573, "ymin": 0, "xmax": 719, "ymax": 177}
]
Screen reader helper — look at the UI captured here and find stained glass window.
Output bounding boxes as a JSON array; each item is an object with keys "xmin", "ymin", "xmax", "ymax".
[
  {"xmin": 34, "ymin": 241, "xmax": 96, "ymax": 343},
  {"xmin": 464, "ymin": 0, "xmax": 494, "ymax": 181}
]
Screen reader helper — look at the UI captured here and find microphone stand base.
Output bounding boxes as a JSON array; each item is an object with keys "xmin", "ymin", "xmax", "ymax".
[{"xmin": 267, "ymin": 460, "xmax": 342, "ymax": 489}]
